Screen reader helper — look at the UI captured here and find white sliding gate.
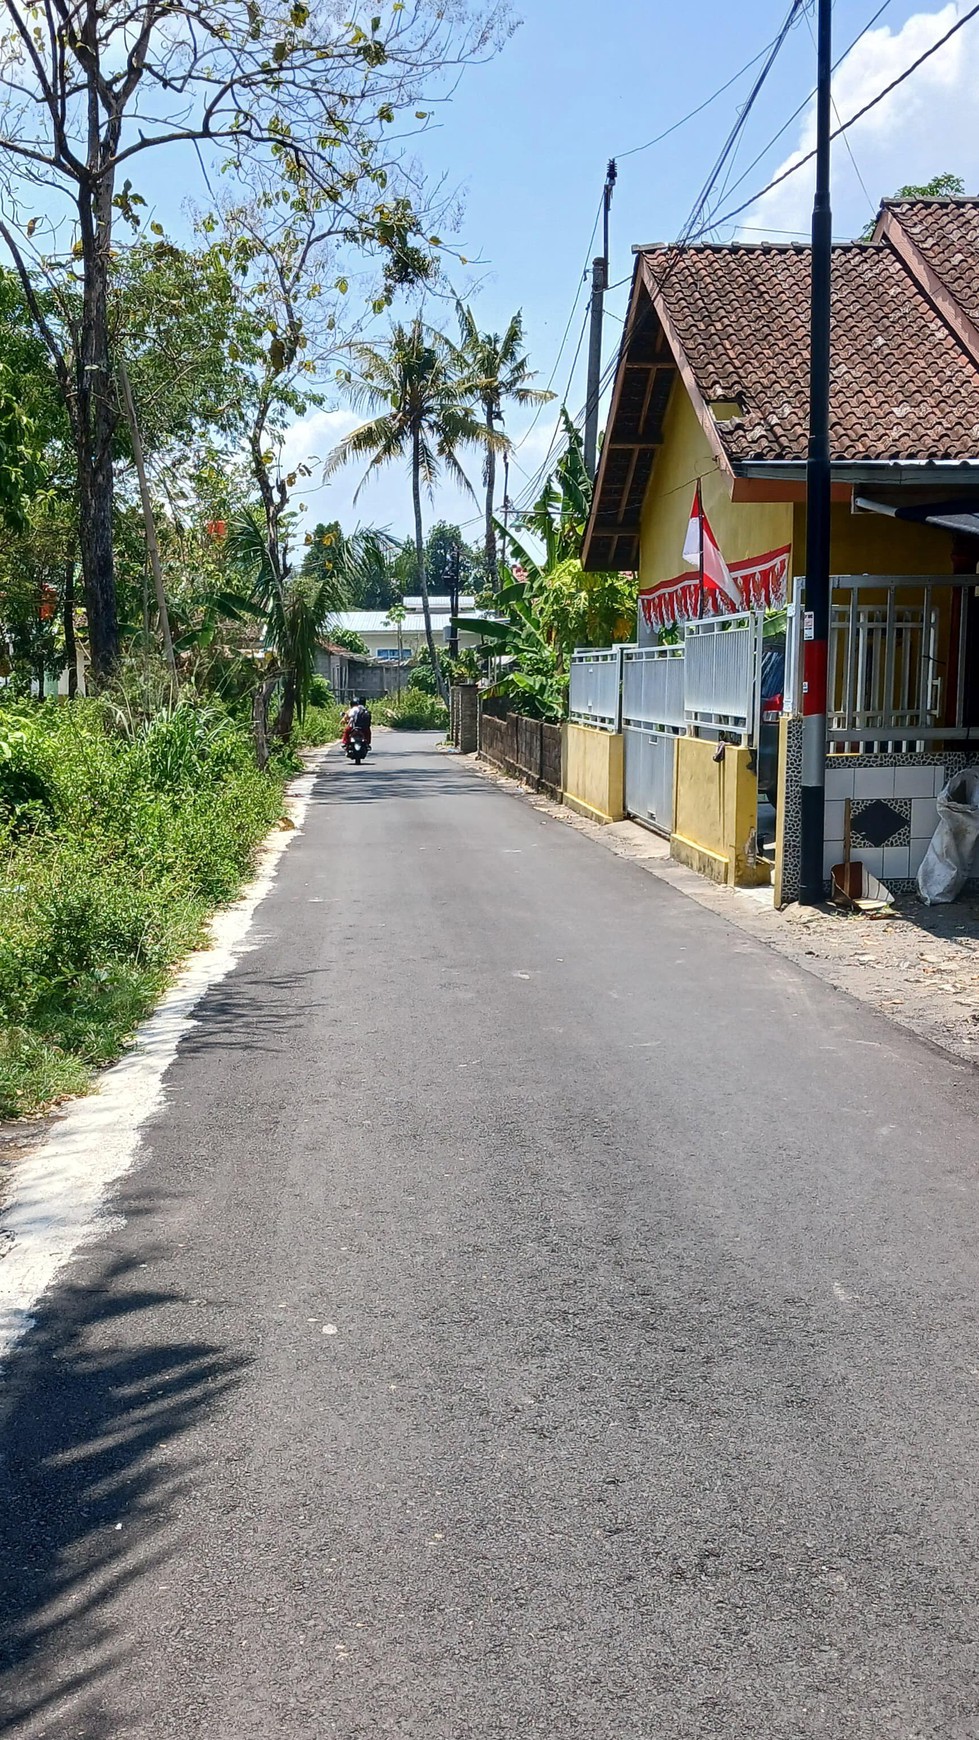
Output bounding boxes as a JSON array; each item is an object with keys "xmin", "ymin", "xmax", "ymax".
[
  {"xmin": 575, "ymin": 612, "xmax": 765, "ymax": 834},
  {"xmin": 621, "ymin": 644, "xmax": 685, "ymax": 833}
]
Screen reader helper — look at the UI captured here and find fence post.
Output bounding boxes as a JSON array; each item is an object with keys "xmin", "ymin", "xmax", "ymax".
[{"xmin": 457, "ymin": 684, "xmax": 478, "ymax": 754}]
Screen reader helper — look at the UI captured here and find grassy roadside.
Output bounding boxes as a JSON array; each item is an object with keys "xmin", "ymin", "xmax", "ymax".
[{"xmin": 0, "ymin": 695, "xmax": 340, "ymax": 1120}]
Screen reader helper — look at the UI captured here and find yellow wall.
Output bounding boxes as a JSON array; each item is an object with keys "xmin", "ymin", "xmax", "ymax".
[
  {"xmin": 671, "ymin": 736, "xmax": 770, "ymax": 887},
  {"xmin": 794, "ymin": 500, "xmax": 953, "ymax": 579},
  {"xmin": 639, "ymin": 382, "xmax": 793, "ymax": 590},
  {"xmin": 563, "ymin": 723, "xmax": 625, "ymax": 824}
]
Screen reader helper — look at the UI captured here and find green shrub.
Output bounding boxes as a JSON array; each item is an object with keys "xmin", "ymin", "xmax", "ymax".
[
  {"xmin": 308, "ymin": 674, "xmax": 334, "ymax": 708},
  {"xmin": 297, "ymin": 700, "xmax": 344, "ymax": 746},
  {"xmin": 378, "ymin": 688, "xmax": 449, "ymax": 731},
  {"xmin": 0, "ymin": 692, "xmax": 288, "ymax": 1118}
]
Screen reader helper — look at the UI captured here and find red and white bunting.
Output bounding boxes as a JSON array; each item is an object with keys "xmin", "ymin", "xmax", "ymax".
[{"xmin": 638, "ymin": 545, "xmax": 791, "ymax": 633}]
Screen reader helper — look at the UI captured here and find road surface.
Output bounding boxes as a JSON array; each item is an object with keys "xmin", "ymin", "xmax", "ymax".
[{"xmin": 3, "ymin": 730, "xmax": 979, "ymax": 1738}]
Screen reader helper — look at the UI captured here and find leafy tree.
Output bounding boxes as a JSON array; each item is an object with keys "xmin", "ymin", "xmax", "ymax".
[
  {"xmin": 327, "ymin": 626, "xmax": 370, "ymax": 658},
  {"xmin": 326, "ymin": 318, "xmax": 505, "ymax": 702},
  {"xmin": 0, "ymin": 2, "xmax": 509, "ymax": 678},
  {"xmin": 301, "ymin": 521, "xmax": 401, "ymax": 611},
  {"xmin": 456, "ymin": 304, "xmax": 554, "ymax": 578},
  {"xmin": 458, "ymin": 416, "xmax": 634, "ymax": 715},
  {"xmin": 861, "ymin": 173, "xmax": 966, "ymax": 238}
]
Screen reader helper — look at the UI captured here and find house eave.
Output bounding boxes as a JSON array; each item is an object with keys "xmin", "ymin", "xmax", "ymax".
[{"xmin": 733, "ymin": 459, "xmax": 979, "ymax": 486}]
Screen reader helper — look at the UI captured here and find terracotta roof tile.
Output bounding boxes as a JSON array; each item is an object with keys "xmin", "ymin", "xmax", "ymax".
[
  {"xmin": 641, "ymin": 235, "xmax": 979, "ymax": 463},
  {"xmin": 883, "ymin": 198, "xmax": 979, "ymax": 335}
]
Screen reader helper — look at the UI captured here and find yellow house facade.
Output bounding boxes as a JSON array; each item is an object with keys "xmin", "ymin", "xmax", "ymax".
[{"xmin": 580, "ymin": 198, "xmax": 979, "ymax": 899}]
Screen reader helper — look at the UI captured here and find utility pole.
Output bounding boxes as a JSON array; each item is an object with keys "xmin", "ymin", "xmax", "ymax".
[
  {"xmin": 799, "ymin": 0, "xmax": 832, "ymax": 904},
  {"xmin": 448, "ymin": 541, "xmax": 460, "ymax": 661},
  {"xmin": 583, "ymin": 159, "xmax": 617, "ymax": 480}
]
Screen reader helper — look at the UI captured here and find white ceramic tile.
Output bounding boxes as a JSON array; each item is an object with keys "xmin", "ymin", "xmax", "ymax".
[
  {"xmin": 932, "ymin": 764, "xmax": 948, "ymax": 795},
  {"xmin": 893, "ymin": 765, "xmax": 940, "ymax": 799},
  {"xmin": 823, "ymin": 842, "xmax": 843, "ymax": 880},
  {"xmin": 882, "ymin": 845, "xmax": 911, "ymax": 882},
  {"xmin": 909, "ymin": 837, "xmax": 930, "ymax": 876},
  {"xmin": 852, "ymin": 767, "xmax": 895, "ymax": 799},
  {"xmin": 911, "ymin": 797, "xmax": 939, "ymax": 839},
  {"xmin": 853, "ymin": 845, "xmax": 884, "ymax": 881},
  {"xmin": 824, "ymin": 798, "xmax": 847, "ymax": 840},
  {"xmin": 825, "ymin": 764, "xmax": 855, "ymax": 799}
]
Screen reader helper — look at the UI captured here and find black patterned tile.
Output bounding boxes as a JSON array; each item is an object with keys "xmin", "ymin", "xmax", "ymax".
[{"xmin": 851, "ymin": 797, "xmax": 911, "ymax": 848}]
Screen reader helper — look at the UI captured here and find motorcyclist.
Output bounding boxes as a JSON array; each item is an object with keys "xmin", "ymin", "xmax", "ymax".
[{"xmin": 342, "ymin": 696, "xmax": 372, "ymax": 752}]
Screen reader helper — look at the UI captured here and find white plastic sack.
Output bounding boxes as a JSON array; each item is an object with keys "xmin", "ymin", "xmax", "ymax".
[{"xmin": 917, "ymin": 767, "xmax": 979, "ymax": 904}]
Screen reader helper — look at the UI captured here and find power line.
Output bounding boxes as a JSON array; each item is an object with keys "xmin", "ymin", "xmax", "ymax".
[
  {"xmin": 512, "ymin": 305, "xmax": 592, "ymax": 508},
  {"xmin": 707, "ymin": 0, "xmax": 979, "ymax": 234},
  {"xmin": 704, "ymin": 0, "xmax": 894, "ymax": 224},
  {"xmin": 803, "ymin": 3, "xmax": 877, "ymax": 220},
  {"xmin": 674, "ymin": 0, "xmax": 807, "ymax": 249},
  {"xmin": 512, "ymin": 196, "xmax": 602, "ymax": 456},
  {"xmin": 615, "ymin": 28, "xmax": 792, "ymax": 162}
]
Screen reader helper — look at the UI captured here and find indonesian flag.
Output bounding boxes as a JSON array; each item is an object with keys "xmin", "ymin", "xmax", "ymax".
[{"xmin": 682, "ymin": 487, "xmax": 741, "ymax": 608}]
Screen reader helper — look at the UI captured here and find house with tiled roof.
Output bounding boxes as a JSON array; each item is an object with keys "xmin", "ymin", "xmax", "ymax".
[{"xmin": 577, "ymin": 198, "xmax": 979, "ymax": 902}]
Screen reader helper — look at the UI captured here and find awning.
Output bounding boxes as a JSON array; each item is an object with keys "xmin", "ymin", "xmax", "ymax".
[{"xmin": 854, "ymin": 495, "xmax": 979, "ymax": 538}]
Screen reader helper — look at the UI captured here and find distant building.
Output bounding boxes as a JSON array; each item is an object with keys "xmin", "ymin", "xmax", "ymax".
[{"xmin": 327, "ymin": 598, "xmax": 478, "ymax": 663}]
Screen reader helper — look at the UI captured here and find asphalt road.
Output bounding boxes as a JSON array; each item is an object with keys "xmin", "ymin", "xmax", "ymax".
[{"xmin": 4, "ymin": 730, "xmax": 979, "ymax": 1738}]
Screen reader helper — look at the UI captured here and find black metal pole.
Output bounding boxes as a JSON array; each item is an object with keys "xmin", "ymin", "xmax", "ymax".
[{"xmin": 799, "ymin": 0, "xmax": 832, "ymax": 904}]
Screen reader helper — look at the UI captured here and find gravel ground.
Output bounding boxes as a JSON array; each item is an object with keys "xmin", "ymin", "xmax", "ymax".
[{"xmin": 466, "ymin": 751, "xmax": 979, "ymax": 1072}]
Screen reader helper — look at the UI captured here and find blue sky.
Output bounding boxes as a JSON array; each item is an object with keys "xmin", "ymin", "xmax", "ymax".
[
  {"xmin": 23, "ymin": 0, "xmax": 976, "ymax": 545},
  {"xmin": 276, "ymin": 0, "xmax": 979, "ymax": 545}
]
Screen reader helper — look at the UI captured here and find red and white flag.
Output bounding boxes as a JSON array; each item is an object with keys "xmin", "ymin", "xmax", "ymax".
[{"xmin": 682, "ymin": 488, "xmax": 741, "ymax": 608}]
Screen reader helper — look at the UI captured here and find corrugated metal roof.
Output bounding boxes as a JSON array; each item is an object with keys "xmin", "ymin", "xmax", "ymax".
[
  {"xmin": 402, "ymin": 595, "xmax": 475, "ymax": 613},
  {"xmin": 328, "ymin": 612, "xmax": 452, "ymax": 635}
]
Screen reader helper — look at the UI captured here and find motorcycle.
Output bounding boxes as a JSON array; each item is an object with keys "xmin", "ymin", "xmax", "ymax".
[{"xmin": 346, "ymin": 728, "xmax": 369, "ymax": 765}]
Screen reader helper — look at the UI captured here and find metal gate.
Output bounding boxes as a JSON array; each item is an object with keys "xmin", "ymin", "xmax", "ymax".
[{"xmin": 622, "ymin": 645, "xmax": 685, "ymax": 833}]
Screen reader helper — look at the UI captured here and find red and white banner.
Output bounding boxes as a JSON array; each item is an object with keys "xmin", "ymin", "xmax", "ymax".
[{"xmin": 639, "ymin": 544, "xmax": 791, "ymax": 632}]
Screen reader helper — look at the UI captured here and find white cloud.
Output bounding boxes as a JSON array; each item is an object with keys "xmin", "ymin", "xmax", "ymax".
[
  {"xmin": 278, "ymin": 402, "xmax": 556, "ymax": 545},
  {"xmin": 741, "ymin": 3, "xmax": 979, "ymax": 239}
]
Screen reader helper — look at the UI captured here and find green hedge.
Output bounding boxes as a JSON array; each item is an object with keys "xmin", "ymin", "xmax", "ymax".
[{"xmin": 0, "ymin": 697, "xmax": 288, "ymax": 1118}]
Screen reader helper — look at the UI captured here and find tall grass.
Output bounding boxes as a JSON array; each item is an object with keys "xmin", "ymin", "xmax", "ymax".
[{"xmin": 0, "ymin": 696, "xmax": 288, "ymax": 1118}]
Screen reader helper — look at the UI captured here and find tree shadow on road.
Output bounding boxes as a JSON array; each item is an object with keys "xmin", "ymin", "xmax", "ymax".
[
  {"xmin": 0, "ymin": 1190, "xmax": 248, "ymax": 1739},
  {"xmin": 314, "ymin": 757, "xmax": 486, "ymax": 804},
  {"xmin": 174, "ymin": 970, "xmax": 327, "ymax": 1060}
]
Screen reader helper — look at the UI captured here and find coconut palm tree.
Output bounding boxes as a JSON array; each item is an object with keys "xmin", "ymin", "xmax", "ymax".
[
  {"xmin": 456, "ymin": 303, "xmax": 554, "ymax": 582},
  {"xmin": 324, "ymin": 316, "xmax": 503, "ymax": 704}
]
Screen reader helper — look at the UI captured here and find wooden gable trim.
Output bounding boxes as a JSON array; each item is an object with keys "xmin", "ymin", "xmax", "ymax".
[
  {"xmin": 880, "ymin": 208, "xmax": 979, "ymax": 372},
  {"xmin": 639, "ymin": 255, "xmax": 737, "ymax": 490}
]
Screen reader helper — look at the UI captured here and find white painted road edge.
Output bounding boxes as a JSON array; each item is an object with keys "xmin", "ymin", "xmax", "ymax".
[{"xmin": 0, "ymin": 758, "xmax": 321, "ymax": 1368}]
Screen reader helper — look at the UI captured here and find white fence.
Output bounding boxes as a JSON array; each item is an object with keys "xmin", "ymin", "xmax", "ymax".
[
  {"xmin": 569, "ymin": 647, "xmax": 622, "ymax": 731},
  {"xmin": 683, "ymin": 613, "xmax": 764, "ymax": 743},
  {"xmin": 622, "ymin": 644, "xmax": 686, "ymax": 732},
  {"xmin": 787, "ymin": 576, "xmax": 971, "ymax": 751},
  {"xmin": 573, "ymin": 614, "xmax": 765, "ymax": 747}
]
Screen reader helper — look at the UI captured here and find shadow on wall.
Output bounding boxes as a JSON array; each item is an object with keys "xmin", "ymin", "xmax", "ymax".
[{"xmin": 0, "ymin": 1202, "xmax": 249, "ymax": 1740}]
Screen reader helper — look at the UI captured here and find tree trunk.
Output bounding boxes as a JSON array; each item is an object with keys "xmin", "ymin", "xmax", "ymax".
[
  {"xmin": 118, "ymin": 358, "xmax": 176, "ymax": 681},
  {"xmin": 484, "ymin": 406, "xmax": 497, "ymax": 583},
  {"xmin": 274, "ymin": 671, "xmax": 297, "ymax": 741},
  {"xmin": 76, "ymin": 175, "xmax": 119, "ymax": 683},
  {"xmin": 412, "ymin": 427, "xmax": 448, "ymax": 705},
  {"xmin": 252, "ymin": 671, "xmax": 281, "ymax": 771},
  {"xmin": 64, "ymin": 560, "xmax": 78, "ymax": 698}
]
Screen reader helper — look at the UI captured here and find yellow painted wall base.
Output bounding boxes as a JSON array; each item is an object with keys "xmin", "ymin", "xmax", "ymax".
[
  {"xmin": 671, "ymin": 736, "xmax": 770, "ymax": 887},
  {"xmin": 563, "ymin": 723, "xmax": 625, "ymax": 824}
]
